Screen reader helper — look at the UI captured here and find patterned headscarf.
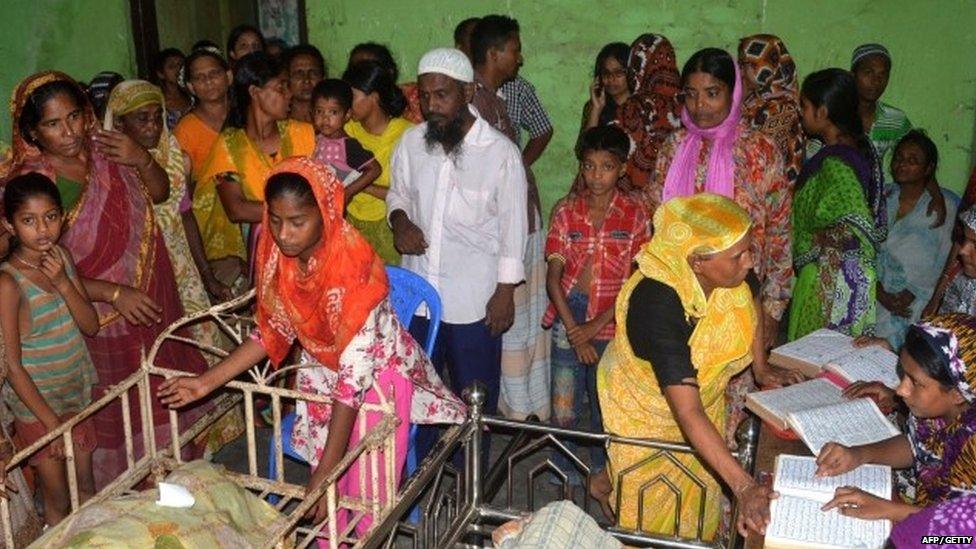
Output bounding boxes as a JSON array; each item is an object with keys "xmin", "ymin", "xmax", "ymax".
[
  {"xmin": 737, "ymin": 34, "xmax": 804, "ymax": 184},
  {"xmin": 636, "ymin": 193, "xmax": 757, "ymax": 377},
  {"xmin": 614, "ymin": 34, "xmax": 681, "ymax": 189},
  {"xmin": 738, "ymin": 34, "xmax": 798, "ymax": 107},
  {"xmin": 913, "ymin": 314, "xmax": 976, "ymax": 402},
  {"xmin": 639, "ymin": 193, "xmax": 752, "ymax": 320},
  {"xmin": 254, "ymin": 157, "xmax": 388, "ymax": 370},
  {"xmin": 104, "ymin": 80, "xmax": 180, "ymax": 176}
]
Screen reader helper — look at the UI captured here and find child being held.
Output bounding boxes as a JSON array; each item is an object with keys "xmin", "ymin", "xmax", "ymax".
[
  {"xmin": 0, "ymin": 173, "xmax": 99, "ymax": 526},
  {"xmin": 310, "ymin": 78, "xmax": 382, "ymax": 205},
  {"xmin": 542, "ymin": 125, "xmax": 651, "ymax": 516}
]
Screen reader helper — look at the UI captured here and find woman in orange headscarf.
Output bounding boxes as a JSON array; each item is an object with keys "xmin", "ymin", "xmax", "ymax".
[
  {"xmin": 613, "ymin": 33, "xmax": 681, "ymax": 190},
  {"xmin": 159, "ymin": 157, "xmax": 464, "ymax": 538}
]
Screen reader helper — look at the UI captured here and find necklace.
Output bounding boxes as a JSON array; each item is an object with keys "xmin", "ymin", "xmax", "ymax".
[{"xmin": 13, "ymin": 253, "xmax": 39, "ymax": 270}]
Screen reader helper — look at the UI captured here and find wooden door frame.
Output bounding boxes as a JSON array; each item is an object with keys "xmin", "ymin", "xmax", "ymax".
[{"xmin": 128, "ymin": 0, "xmax": 160, "ymax": 79}]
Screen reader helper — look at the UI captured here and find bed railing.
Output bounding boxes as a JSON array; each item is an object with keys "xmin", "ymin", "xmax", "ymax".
[
  {"xmin": 367, "ymin": 383, "xmax": 760, "ymax": 549},
  {"xmin": 1, "ymin": 287, "xmax": 759, "ymax": 548},
  {"xmin": 1, "ymin": 291, "xmax": 403, "ymax": 549}
]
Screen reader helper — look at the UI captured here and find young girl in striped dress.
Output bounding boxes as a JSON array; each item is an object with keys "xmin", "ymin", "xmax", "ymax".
[{"xmin": 0, "ymin": 172, "xmax": 99, "ymax": 526}]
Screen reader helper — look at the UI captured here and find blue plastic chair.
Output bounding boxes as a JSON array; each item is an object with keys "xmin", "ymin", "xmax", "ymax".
[{"xmin": 267, "ymin": 266, "xmax": 442, "ymax": 512}]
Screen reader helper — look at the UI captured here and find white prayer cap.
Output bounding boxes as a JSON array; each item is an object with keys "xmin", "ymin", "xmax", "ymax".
[{"xmin": 417, "ymin": 48, "xmax": 473, "ymax": 83}]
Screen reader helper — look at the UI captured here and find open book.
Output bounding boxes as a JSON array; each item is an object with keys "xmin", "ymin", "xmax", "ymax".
[
  {"xmin": 766, "ymin": 454, "xmax": 892, "ymax": 549},
  {"xmin": 746, "ymin": 379, "xmax": 844, "ymax": 431},
  {"xmin": 769, "ymin": 329, "xmax": 900, "ymax": 389},
  {"xmin": 745, "ymin": 379, "xmax": 901, "ymax": 454}
]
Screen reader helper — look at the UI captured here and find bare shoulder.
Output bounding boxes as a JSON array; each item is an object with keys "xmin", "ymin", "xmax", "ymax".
[{"xmin": 0, "ymin": 268, "xmax": 19, "ymax": 298}]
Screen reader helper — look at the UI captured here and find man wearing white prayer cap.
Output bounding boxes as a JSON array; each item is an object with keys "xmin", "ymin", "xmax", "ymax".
[
  {"xmin": 387, "ymin": 47, "xmax": 529, "ymax": 469},
  {"xmin": 417, "ymin": 47, "xmax": 474, "ymax": 83}
]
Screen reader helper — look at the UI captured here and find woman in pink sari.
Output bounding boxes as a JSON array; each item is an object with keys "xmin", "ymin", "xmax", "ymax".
[{"xmin": 1, "ymin": 72, "xmax": 209, "ymax": 487}]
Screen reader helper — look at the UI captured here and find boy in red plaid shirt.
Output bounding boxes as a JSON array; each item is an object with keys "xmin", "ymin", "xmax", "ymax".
[{"xmin": 543, "ymin": 126, "xmax": 651, "ymax": 511}]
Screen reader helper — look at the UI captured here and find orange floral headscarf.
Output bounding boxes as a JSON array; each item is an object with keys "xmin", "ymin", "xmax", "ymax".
[
  {"xmin": 254, "ymin": 156, "xmax": 388, "ymax": 370},
  {"xmin": 614, "ymin": 34, "xmax": 681, "ymax": 189}
]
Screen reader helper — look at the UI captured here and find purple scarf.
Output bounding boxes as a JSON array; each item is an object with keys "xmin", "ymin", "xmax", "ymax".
[
  {"xmin": 890, "ymin": 496, "xmax": 976, "ymax": 548},
  {"xmin": 662, "ymin": 60, "xmax": 743, "ymax": 202}
]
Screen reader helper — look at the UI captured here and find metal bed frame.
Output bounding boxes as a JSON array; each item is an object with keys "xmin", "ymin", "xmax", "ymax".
[
  {"xmin": 1, "ymin": 291, "xmax": 403, "ymax": 548},
  {"xmin": 1, "ymin": 290, "xmax": 760, "ymax": 548},
  {"xmin": 368, "ymin": 386, "xmax": 760, "ymax": 549}
]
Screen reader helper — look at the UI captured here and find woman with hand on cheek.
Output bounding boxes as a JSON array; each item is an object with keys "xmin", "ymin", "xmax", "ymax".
[{"xmin": 1, "ymin": 71, "xmax": 208, "ymax": 487}]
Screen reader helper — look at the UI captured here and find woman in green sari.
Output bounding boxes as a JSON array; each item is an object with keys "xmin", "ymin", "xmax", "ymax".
[{"xmin": 789, "ymin": 69, "xmax": 886, "ymax": 340}]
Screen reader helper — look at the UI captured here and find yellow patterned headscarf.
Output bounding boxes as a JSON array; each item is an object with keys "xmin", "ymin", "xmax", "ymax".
[
  {"xmin": 639, "ymin": 193, "xmax": 753, "ymax": 318},
  {"xmin": 103, "ymin": 80, "xmax": 178, "ymax": 172},
  {"xmin": 638, "ymin": 193, "xmax": 756, "ymax": 371}
]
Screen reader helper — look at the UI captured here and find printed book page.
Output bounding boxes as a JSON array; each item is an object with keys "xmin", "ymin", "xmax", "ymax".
[
  {"xmin": 745, "ymin": 379, "xmax": 845, "ymax": 430},
  {"xmin": 788, "ymin": 398, "xmax": 901, "ymax": 455},
  {"xmin": 770, "ymin": 329, "xmax": 855, "ymax": 370},
  {"xmin": 767, "ymin": 455, "xmax": 893, "ymax": 549},
  {"xmin": 766, "ymin": 495, "xmax": 890, "ymax": 549},
  {"xmin": 773, "ymin": 454, "xmax": 892, "ymax": 503},
  {"xmin": 826, "ymin": 346, "xmax": 900, "ymax": 389}
]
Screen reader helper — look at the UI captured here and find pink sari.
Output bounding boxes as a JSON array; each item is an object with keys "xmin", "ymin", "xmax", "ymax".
[{"xmin": 3, "ymin": 72, "xmax": 209, "ymax": 487}]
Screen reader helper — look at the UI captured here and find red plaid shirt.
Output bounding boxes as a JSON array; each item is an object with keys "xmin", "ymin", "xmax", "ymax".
[{"xmin": 542, "ymin": 191, "xmax": 651, "ymax": 340}]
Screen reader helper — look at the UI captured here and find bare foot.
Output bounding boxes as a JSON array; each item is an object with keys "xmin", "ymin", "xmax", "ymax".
[{"xmin": 587, "ymin": 469, "xmax": 615, "ymax": 523}]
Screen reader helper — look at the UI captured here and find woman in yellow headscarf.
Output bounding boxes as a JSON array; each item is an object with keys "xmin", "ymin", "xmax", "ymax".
[
  {"xmin": 105, "ymin": 80, "xmax": 245, "ymax": 454},
  {"xmin": 597, "ymin": 193, "xmax": 774, "ymax": 541},
  {"xmin": 105, "ymin": 80, "xmax": 233, "ymax": 307},
  {"xmin": 198, "ymin": 52, "xmax": 315, "ymax": 274}
]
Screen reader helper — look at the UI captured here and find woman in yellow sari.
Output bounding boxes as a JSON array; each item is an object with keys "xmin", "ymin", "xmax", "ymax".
[
  {"xmin": 597, "ymin": 193, "xmax": 773, "ymax": 541},
  {"xmin": 105, "ymin": 80, "xmax": 245, "ymax": 453},
  {"xmin": 199, "ymin": 51, "xmax": 315, "ymax": 271},
  {"xmin": 342, "ymin": 61, "xmax": 413, "ymax": 265},
  {"xmin": 173, "ymin": 47, "xmax": 245, "ymax": 290}
]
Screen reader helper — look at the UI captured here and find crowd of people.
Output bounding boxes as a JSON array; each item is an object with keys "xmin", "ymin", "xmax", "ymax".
[{"xmin": 0, "ymin": 14, "xmax": 973, "ymax": 547}]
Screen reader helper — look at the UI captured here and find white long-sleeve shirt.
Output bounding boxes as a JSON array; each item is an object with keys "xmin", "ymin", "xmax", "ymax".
[{"xmin": 387, "ymin": 108, "xmax": 528, "ymax": 324}]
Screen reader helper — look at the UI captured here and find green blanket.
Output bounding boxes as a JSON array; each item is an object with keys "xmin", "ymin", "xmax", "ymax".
[{"xmin": 32, "ymin": 460, "xmax": 285, "ymax": 548}]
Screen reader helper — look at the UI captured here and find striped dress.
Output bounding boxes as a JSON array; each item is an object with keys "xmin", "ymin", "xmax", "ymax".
[{"xmin": 1, "ymin": 250, "xmax": 98, "ymax": 423}]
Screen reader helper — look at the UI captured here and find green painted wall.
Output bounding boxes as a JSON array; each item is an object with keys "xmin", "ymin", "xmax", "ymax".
[
  {"xmin": 307, "ymin": 0, "xmax": 976, "ymax": 218},
  {"xmin": 0, "ymin": 0, "xmax": 137, "ymax": 142}
]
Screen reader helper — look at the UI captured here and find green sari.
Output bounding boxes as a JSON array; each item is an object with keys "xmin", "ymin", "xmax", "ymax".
[{"xmin": 788, "ymin": 145, "xmax": 884, "ymax": 340}]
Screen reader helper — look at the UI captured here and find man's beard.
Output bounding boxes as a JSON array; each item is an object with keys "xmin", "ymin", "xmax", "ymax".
[{"xmin": 424, "ymin": 111, "xmax": 466, "ymax": 160}]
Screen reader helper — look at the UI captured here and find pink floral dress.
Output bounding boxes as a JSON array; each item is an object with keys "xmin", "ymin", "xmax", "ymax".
[{"xmin": 287, "ymin": 298, "xmax": 466, "ymax": 467}]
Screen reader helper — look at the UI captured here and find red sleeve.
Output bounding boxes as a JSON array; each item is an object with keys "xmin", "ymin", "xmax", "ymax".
[
  {"xmin": 630, "ymin": 202, "xmax": 652, "ymax": 259},
  {"xmin": 545, "ymin": 199, "xmax": 572, "ymax": 263}
]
